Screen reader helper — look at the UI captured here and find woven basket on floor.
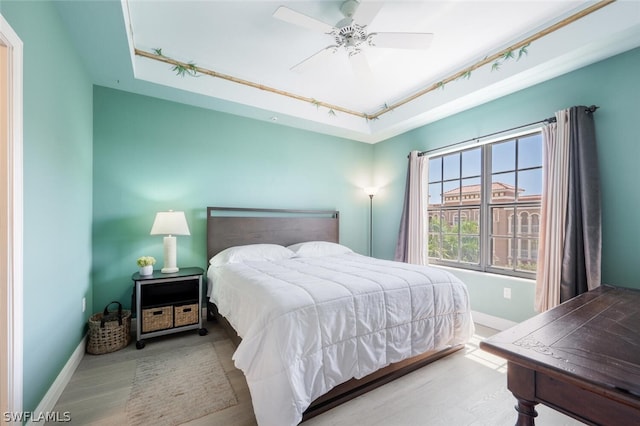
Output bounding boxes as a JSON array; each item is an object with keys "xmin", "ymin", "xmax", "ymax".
[{"xmin": 87, "ymin": 301, "xmax": 131, "ymax": 355}]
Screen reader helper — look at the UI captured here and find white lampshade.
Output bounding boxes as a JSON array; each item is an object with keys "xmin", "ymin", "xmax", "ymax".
[
  {"xmin": 364, "ymin": 187, "xmax": 379, "ymax": 197},
  {"xmin": 150, "ymin": 211, "xmax": 190, "ymax": 236},
  {"xmin": 150, "ymin": 211, "xmax": 190, "ymax": 274}
]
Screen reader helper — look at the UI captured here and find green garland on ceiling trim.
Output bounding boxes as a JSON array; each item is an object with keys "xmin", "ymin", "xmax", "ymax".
[
  {"xmin": 153, "ymin": 48, "xmax": 198, "ymax": 77},
  {"xmin": 491, "ymin": 44, "xmax": 529, "ymax": 72},
  {"xmin": 139, "ymin": 48, "xmax": 361, "ymax": 119},
  {"xmin": 365, "ymin": 0, "xmax": 615, "ymax": 120},
  {"xmin": 135, "ymin": 0, "xmax": 614, "ymax": 123}
]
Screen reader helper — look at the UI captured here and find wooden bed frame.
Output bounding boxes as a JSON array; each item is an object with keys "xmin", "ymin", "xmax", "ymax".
[{"xmin": 206, "ymin": 206, "xmax": 465, "ymax": 421}]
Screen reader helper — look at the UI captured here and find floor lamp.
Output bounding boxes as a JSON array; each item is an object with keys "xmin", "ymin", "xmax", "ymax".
[{"xmin": 364, "ymin": 187, "xmax": 379, "ymax": 256}]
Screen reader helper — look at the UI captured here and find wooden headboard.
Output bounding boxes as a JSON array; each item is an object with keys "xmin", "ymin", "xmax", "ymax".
[{"xmin": 206, "ymin": 207, "xmax": 340, "ymax": 262}]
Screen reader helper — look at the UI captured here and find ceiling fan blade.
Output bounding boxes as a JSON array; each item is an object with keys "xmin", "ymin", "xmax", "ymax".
[
  {"xmin": 352, "ymin": 2, "xmax": 383, "ymax": 26},
  {"xmin": 290, "ymin": 46, "xmax": 338, "ymax": 73},
  {"xmin": 368, "ymin": 32, "xmax": 434, "ymax": 49},
  {"xmin": 349, "ymin": 51, "xmax": 375, "ymax": 86},
  {"xmin": 273, "ymin": 6, "xmax": 335, "ymax": 34}
]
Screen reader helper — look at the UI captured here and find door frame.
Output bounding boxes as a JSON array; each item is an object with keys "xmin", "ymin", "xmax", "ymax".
[{"xmin": 0, "ymin": 12, "xmax": 24, "ymax": 418}]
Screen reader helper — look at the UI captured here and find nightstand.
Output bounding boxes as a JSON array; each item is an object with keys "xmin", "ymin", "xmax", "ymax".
[{"xmin": 131, "ymin": 266, "xmax": 207, "ymax": 349}]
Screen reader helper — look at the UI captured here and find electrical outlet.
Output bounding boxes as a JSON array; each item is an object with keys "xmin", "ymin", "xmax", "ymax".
[
  {"xmin": 82, "ymin": 297, "xmax": 86, "ymax": 313},
  {"xmin": 503, "ymin": 288, "xmax": 512, "ymax": 299}
]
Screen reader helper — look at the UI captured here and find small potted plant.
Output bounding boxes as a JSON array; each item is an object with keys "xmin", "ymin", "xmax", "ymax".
[{"xmin": 137, "ymin": 256, "xmax": 156, "ymax": 276}]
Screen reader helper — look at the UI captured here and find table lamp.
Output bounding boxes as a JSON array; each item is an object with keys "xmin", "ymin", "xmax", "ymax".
[{"xmin": 150, "ymin": 210, "xmax": 190, "ymax": 273}]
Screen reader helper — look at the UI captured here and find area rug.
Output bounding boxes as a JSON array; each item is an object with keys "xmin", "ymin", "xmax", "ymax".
[{"xmin": 125, "ymin": 342, "xmax": 238, "ymax": 425}]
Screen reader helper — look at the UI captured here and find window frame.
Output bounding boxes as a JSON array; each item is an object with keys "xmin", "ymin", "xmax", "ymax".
[{"xmin": 427, "ymin": 129, "xmax": 542, "ymax": 279}]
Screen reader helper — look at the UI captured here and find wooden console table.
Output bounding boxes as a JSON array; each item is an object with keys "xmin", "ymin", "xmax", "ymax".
[{"xmin": 480, "ymin": 285, "xmax": 640, "ymax": 426}]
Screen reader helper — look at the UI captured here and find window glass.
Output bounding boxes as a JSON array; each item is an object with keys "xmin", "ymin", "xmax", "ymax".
[
  {"xmin": 518, "ymin": 168, "xmax": 542, "ymax": 198},
  {"xmin": 458, "ymin": 208, "xmax": 479, "ymax": 230},
  {"xmin": 428, "ymin": 233, "xmax": 441, "ymax": 258},
  {"xmin": 462, "ymin": 148, "xmax": 481, "ymax": 178},
  {"xmin": 461, "ymin": 236, "xmax": 480, "ymax": 263},
  {"xmin": 520, "ymin": 212, "xmax": 530, "ymax": 234},
  {"xmin": 443, "ymin": 153, "xmax": 460, "ymax": 180},
  {"xmin": 493, "ymin": 206, "xmax": 514, "ymax": 236},
  {"xmin": 428, "ymin": 157, "xmax": 442, "ymax": 182},
  {"xmin": 461, "ymin": 177, "xmax": 481, "ymax": 203},
  {"xmin": 428, "ymin": 182, "xmax": 442, "ymax": 205},
  {"xmin": 518, "ymin": 133, "xmax": 543, "ymax": 169},
  {"xmin": 442, "ymin": 181, "xmax": 460, "ymax": 204},
  {"xmin": 517, "ymin": 207, "xmax": 540, "ymax": 236},
  {"xmin": 491, "ymin": 140, "xmax": 515, "ymax": 173},
  {"xmin": 492, "ymin": 172, "xmax": 515, "ymax": 203},
  {"xmin": 441, "ymin": 236, "xmax": 459, "ymax": 261},
  {"xmin": 490, "ymin": 237, "xmax": 513, "ymax": 270},
  {"xmin": 516, "ymin": 238, "xmax": 538, "ymax": 272}
]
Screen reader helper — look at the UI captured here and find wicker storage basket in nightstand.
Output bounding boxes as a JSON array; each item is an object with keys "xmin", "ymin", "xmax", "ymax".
[
  {"xmin": 174, "ymin": 303, "xmax": 199, "ymax": 327},
  {"xmin": 142, "ymin": 306, "xmax": 173, "ymax": 332}
]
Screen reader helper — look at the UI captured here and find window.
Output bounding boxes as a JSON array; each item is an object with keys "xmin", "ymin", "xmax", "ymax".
[{"xmin": 427, "ymin": 132, "xmax": 542, "ymax": 278}]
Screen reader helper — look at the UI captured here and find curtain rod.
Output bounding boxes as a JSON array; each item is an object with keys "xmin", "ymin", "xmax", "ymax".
[{"xmin": 416, "ymin": 105, "xmax": 599, "ymax": 157}]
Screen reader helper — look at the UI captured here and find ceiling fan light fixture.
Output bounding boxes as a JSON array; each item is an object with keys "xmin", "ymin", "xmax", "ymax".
[{"xmin": 340, "ymin": 0, "xmax": 360, "ymax": 19}]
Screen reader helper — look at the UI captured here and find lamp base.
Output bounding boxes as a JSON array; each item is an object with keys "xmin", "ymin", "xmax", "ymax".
[{"xmin": 161, "ymin": 235, "xmax": 179, "ymax": 274}]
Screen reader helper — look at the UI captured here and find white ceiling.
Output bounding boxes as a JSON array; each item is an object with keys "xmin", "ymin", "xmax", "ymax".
[{"xmin": 56, "ymin": 1, "xmax": 640, "ymax": 143}]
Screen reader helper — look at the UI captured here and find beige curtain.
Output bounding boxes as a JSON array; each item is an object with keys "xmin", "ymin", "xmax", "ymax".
[
  {"xmin": 535, "ymin": 106, "xmax": 601, "ymax": 312},
  {"xmin": 535, "ymin": 110, "xmax": 570, "ymax": 312},
  {"xmin": 395, "ymin": 151, "xmax": 428, "ymax": 265}
]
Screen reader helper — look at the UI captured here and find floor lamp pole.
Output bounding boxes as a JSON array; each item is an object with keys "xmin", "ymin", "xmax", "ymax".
[
  {"xmin": 364, "ymin": 187, "xmax": 378, "ymax": 257},
  {"xmin": 368, "ymin": 194, "xmax": 374, "ymax": 257}
]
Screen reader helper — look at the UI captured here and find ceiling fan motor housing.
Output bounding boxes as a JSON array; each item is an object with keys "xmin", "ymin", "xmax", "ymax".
[{"xmin": 335, "ymin": 24, "xmax": 368, "ymax": 52}]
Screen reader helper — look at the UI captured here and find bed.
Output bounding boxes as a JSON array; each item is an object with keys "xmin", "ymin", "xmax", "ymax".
[{"xmin": 206, "ymin": 207, "xmax": 474, "ymax": 426}]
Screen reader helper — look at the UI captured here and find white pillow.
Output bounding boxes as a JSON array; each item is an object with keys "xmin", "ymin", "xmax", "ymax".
[
  {"xmin": 287, "ymin": 241, "xmax": 353, "ymax": 257},
  {"xmin": 209, "ymin": 244, "xmax": 295, "ymax": 266}
]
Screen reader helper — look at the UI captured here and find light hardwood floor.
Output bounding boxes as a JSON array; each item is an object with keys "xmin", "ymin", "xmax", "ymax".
[{"xmin": 48, "ymin": 321, "xmax": 584, "ymax": 425}]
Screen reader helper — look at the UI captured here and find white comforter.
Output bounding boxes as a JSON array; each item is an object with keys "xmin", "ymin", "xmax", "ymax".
[{"xmin": 208, "ymin": 253, "xmax": 474, "ymax": 426}]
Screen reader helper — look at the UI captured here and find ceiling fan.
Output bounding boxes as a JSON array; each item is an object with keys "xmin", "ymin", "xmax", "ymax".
[{"xmin": 273, "ymin": 0, "xmax": 434, "ymax": 78}]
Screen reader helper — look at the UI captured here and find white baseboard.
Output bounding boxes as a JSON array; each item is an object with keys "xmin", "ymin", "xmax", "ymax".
[
  {"xmin": 27, "ymin": 335, "xmax": 86, "ymax": 425},
  {"xmin": 471, "ymin": 310, "xmax": 518, "ymax": 331}
]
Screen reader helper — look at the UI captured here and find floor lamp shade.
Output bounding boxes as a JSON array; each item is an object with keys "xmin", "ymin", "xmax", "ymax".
[
  {"xmin": 364, "ymin": 187, "xmax": 379, "ymax": 198},
  {"xmin": 150, "ymin": 211, "xmax": 190, "ymax": 273}
]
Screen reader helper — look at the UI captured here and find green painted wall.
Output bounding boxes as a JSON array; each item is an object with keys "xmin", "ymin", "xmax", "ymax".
[
  {"xmin": 373, "ymin": 47, "xmax": 640, "ymax": 322},
  {"xmin": 92, "ymin": 86, "xmax": 373, "ymax": 312},
  {"xmin": 1, "ymin": 1, "xmax": 94, "ymax": 413}
]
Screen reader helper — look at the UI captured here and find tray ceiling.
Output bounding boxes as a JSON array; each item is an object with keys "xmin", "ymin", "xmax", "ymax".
[{"xmin": 56, "ymin": 1, "xmax": 640, "ymax": 143}]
